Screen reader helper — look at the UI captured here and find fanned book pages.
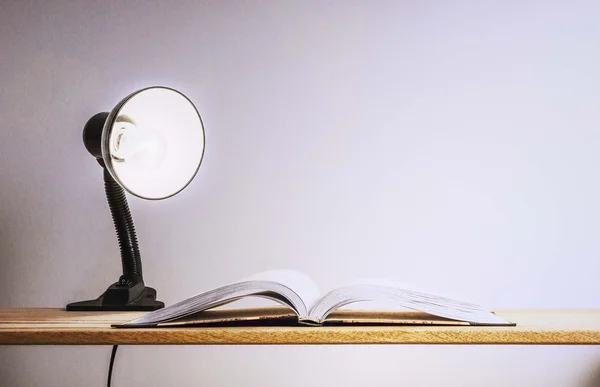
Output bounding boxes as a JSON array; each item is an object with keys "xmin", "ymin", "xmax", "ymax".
[{"xmin": 116, "ymin": 270, "xmax": 515, "ymax": 328}]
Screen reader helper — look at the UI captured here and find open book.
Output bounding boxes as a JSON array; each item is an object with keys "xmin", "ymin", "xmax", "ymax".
[{"xmin": 117, "ymin": 270, "xmax": 514, "ymax": 327}]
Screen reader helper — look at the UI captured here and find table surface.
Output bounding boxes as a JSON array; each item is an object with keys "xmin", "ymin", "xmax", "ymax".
[{"xmin": 1, "ymin": 308, "xmax": 600, "ymax": 345}]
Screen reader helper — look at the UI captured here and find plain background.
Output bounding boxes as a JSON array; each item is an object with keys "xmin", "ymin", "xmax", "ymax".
[{"xmin": 2, "ymin": 0, "xmax": 600, "ymax": 385}]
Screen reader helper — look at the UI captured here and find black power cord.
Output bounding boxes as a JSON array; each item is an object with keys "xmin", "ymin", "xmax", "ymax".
[{"xmin": 107, "ymin": 345, "xmax": 119, "ymax": 387}]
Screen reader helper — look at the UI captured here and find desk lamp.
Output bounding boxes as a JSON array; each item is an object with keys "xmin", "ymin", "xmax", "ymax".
[{"xmin": 66, "ymin": 86, "xmax": 205, "ymax": 311}]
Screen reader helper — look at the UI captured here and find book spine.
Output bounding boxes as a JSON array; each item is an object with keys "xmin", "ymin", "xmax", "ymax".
[{"xmin": 298, "ymin": 318, "xmax": 322, "ymax": 327}]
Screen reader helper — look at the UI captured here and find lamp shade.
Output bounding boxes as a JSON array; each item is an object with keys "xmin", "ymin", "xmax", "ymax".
[{"xmin": 101, "ymin": 86, "xmax": 205, "ymax": 200}]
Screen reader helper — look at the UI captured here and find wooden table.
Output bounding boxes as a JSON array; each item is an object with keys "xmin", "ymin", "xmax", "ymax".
[{"xmin": 1, "ymin": 309, "xmax": 600, "ymax": 345}]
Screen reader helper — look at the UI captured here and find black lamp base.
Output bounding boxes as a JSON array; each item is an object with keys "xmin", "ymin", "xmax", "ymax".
[{"xmin": 66, "ymin": 276, "xmax": 164, "ymax": 311}]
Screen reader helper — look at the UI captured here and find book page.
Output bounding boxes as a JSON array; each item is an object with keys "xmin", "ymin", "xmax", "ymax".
[
  {"xmin": 241, "ymin": 270, "xmax": 322, "ymax": 313},
  {"xmin": 310, "ymin": 278, "xmax": 511, "ymax": 325},
  {"xmin": 120, "ymin": 270, "xmax": 321, "ymax": 326}
]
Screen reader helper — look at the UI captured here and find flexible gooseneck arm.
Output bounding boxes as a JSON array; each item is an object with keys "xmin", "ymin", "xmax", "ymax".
[{"xmin": 103, "ymin": 168, "xmax": 143, "ymax": 278}]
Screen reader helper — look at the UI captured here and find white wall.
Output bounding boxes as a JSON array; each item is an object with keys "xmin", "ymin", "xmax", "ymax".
[{"xmin": 1, "ymin": 0, "xmax": 600, "ymax": 385}]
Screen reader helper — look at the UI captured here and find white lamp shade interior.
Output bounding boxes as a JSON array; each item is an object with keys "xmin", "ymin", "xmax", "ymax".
[{"xmin": 101, "ymin": 87, "xmax": 205, "ymax": 199}]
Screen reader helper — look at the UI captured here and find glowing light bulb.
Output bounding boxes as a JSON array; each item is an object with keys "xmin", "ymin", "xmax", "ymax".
[{"xmin": 110, "ymin": 116, "xmax": 167, "ymax": 169}]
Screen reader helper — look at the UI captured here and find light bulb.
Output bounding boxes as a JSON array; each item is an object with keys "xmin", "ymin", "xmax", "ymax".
[{"xmin": 110, "ymin": 116, "xmax": 167, "ymax": 169}]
